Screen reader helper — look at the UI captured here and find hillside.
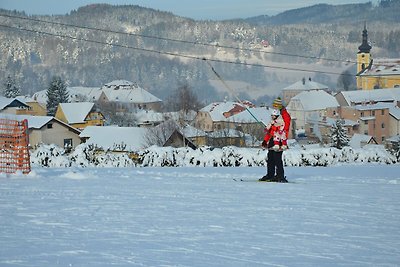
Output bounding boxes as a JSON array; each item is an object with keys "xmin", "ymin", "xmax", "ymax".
[{"xmin": 1, "ymin": 2, "xmax": 399, "ymax": 104}]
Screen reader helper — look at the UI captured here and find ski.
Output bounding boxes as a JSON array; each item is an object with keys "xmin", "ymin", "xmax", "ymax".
[{"xmin": 233, "ymin": 178, "xmax": 289, "ymax": 183}]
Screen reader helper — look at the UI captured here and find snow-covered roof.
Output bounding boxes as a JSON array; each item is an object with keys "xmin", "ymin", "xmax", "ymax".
[
  {"xmin": 135, "ymin": 110, "xmax": 164, "ymax": 124},
  {"xmin": 0, "ymin": 96, "xmax": 29, "ymax": 110},
  {"xmin": 79, "ymin": 126, "xmax": 148, "ymax": 151},
  {"xmin": 228, "ymin": 107, "xmax": 272, "ymax": 126},
  {"xmin": 389, "ymin": 106, "xmax": 400, "ymax": 120},
  {"xmin": 359, "ymin": 58, "xmax": 400, "ymax": 76},
  {"xmin": 338, "ymin": 88, "xmax": 400, "ymax": 105},
  {"xmin": 59, "ymin": 102, "xmax": 95, "ymax": 124},
  {"xmin": 181, "ymin": 125, "xmax": 206, "ymax": 138},
  {"xmin": 349, "ymin": 133, "xmax": 375, "ymax": 148},
  {"xmin": 32, "ymin": 87, "xmax": 101, "ymax": 103},
  {"xmin": 0, "ymin": 113, "xmax": 80, "ymax": 132},
  {"xmin": 31, "ymin": 80, "xmax": 162, "ymax": 104},
  {"xmin": 288, "ymin": 90, "xmax": 339, "ymax": 111},
  {"xmin": 283, "ymin": 79, "xmax": 329, "ymax": 91},
  {"xmin": 101, "ymin": 80, "xmax": 161, "ymax": 104},
  {"xmin": 353, "ymin": 102, "xmax": 395, "ymax": 111},
  {"xmin": 200, "ymin": 101, "xmax": 253, "ymax": 121}
]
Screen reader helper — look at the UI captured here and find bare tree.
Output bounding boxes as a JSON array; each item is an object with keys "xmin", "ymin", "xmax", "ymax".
[
  {"xmin": 164, "ymin": 83, "xmax": 202, "ymax": 113},
  {"xmin": 144, "ymin": 119, "xmax": 180, "ymax": 147}
]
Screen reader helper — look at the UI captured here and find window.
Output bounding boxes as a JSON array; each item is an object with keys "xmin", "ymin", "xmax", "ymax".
[
  {"xmin": 381, "ymin": 110, "xmax": 385, "ymax": 115},
  {"xmin": 364, "ymin": 121, "xmax": 368, "ymax": 125},
  {"xmin": 382, "ymin": 136, "xmax": 385, "ymax": 142},
  {"xmin": 64, "ymin": 138, "xmax": 72, "ymax": 148},
  {"xmin": 361, "ymin": 112, "xmax": 364, "ymax": 117},
  {"xmin": 382, "ymin": 123, "xmax": 385, "ymax": 129},
  {"xmin": 47, "ymin": 123, "xmax": 53, "ymax": 129},
  {"xmin": 371, "ymin": 110, "xmax": 375, "ymax": 116}
]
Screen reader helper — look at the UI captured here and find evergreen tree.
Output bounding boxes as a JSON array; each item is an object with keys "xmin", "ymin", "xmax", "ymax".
[
  {"xmin": 3, "ymin": 75, "xmax": 21, "ymax": 98},
  {"xmin": 330, "ymin": 119, "xmax": 350, "ymax": 149},
  {"xmin": 46, "ymin": 76, "xmax": 69, "ymax": 116},
  {"xmin": 389, "ymin": 137, "xmax": 400, "ymax": 162}
]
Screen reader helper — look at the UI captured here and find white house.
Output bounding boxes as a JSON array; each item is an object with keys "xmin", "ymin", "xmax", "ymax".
[
  {"xmin": 282, "ymin": 77, "xmax": 330, "ymax": 105},
  {"xmin": 286, "ymin": 90, "xmax": 339, "ymax": 131}
]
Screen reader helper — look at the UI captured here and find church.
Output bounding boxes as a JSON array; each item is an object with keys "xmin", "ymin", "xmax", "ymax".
[{"xmin": 356, "ymin": 23, "xmax": 400, "ymax": 90}]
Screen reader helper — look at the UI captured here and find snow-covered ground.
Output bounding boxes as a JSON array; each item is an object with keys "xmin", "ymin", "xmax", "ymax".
[{"xmin": 1, "ymin": 165, "xmax": 399, "ymax": 266}]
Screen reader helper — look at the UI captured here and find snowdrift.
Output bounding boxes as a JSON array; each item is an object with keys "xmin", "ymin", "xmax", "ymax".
[{"xmin": 29, "ymin": 143, "xmax": 397, "ymax": 168}]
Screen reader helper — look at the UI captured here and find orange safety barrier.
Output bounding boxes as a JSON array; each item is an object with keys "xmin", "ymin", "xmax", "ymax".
[{"xmin": 0, "ymin": 118, "xmax": 31, "ymax": 174}]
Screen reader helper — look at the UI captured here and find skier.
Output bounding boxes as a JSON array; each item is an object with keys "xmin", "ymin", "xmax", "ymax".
[{"xmin": 259, "ymin": 97, "xmax": 291, "ymax": 183}]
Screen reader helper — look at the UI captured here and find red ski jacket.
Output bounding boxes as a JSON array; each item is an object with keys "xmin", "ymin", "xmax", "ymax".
[{"xmin": 263, "ymin": 107, "xmax": 291, "ymax": 147}]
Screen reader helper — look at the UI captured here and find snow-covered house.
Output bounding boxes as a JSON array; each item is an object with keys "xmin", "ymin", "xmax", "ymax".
[
  {"xmin": 99, "ymin": 80, "xmax": 162, "ymax": 112},
  {"xmin": 164, "ymin": 129, "xmax": 197, "ymax": 149},
  {"xmin": 0, "ymin": 114, "xmax": 81, "ymax": 149},
  {"xmin": 194, "ymin": 101, "xmax": 254, "ymax": 133},
  {"xmin": 349, "ymin": 133, "xmax": 378, "ymax": 148},
  {"xmin": 335, "ymin": 87, "xmax": 400, "ymax": 107},
  {"xmin": 340, "ymin": 103, "xmax": 394, "ymax": 144},
  {"xmin": 286, "ymin": 90, "xmax": 339, "ymax": 131},
  {"xmin": 208, "ymin": 128, "xmax": 247, "ymax": 148},
  {"xmin": 389, "ymin": 105, "xmax": 400, "ymax": 137},
  {"xmin": 305, "ymin": 116, "xmax": 358, "ymax": 144},
  {"xmin": 79, "ymin": 126, "xmax": 147, "ymax": 152},
  {"xmin": 0, "ymin": 97, "xmax": 31, "ymax": 115},
  {"xmin": 227, "ymin": 107, "xmax": 272, "ymax": 145},
  {"xmin": 181, "ymin": 125, "xmax": 207, "ymax": 147},
  {"xmin": 31, "ymin": 80, "xmax": 162, "ymax": 112},
  {"xmin": 55, "ymin": 102, "xmax": 105, "ymax": 130},
  {"xmin": 16, "ymin": 96, "xmax": 47, "ymax": 116},
  {"xmin": 282, "ymin": 77, "xmax": 330, "ymax": 106}
]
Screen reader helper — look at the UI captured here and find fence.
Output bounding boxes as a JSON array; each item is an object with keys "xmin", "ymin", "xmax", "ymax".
[{"xmin": 0, "ymin": 118, "xmax": 31, "ymax": 174}]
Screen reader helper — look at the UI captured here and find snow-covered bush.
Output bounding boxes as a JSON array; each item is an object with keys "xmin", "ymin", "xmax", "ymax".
[
  {"xmin": 29, "ymin": 144, "xmax": 398, "ymax": 168},
  {"xmin": 30, "ymin": 144, "xmax": 70, "ymax": 167}
]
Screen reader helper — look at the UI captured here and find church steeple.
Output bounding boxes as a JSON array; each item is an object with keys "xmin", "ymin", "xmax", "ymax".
[
  {"xmin": 358, "ymin": 22, "xmax": 372, "ymax": 53},
  {"xmin": 356, "ymin": 22, "xmax": 372, "ymax": 89}
]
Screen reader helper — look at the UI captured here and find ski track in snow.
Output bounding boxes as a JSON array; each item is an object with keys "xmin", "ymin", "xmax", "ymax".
[{"xmin": 0, "ymin": 165, "xmax": 399, "ymax": 267}]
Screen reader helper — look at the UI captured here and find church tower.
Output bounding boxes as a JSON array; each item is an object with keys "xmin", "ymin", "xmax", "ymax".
[{"xmin": 356, "ymin": 22, "xmax": 372, "ymax": 89}]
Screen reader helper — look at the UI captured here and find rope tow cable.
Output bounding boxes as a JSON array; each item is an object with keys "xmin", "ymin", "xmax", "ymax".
[{"xmin": 203, "ymin": 58, "xmax": 267, "ymax": 127}]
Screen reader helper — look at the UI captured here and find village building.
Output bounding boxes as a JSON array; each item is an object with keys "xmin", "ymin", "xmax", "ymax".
[
  {"xmin": 32, "ymin": 80, "xmax": 162, "ymax": 113},
  {"xmin": 0, "ymin": 96, "xmax": 31, "ymax": 115},
  {"xmin": 286, "ymin": 90, "xmax": 339, "ymax": 135},
  {"xmin": 0, "ymin": 114, "xmax": 81, "ymax": 150},
  {"xmin": 55, "ymin": 102, "xmax": 105, "ymax": 130},
  {"xmin": 282, "ymin": 77, "xmax": 330, "ymax": 106},
  {"xmin": 16, "ymin": 96, "xmax": 47, "ymax": 116},
  {"xmin": 335, "ymin": 87, "xmax": 400, "ymax": 106},
  {"xmin": 193, "ymin": 101, "xmax": 254, "ymax": 132},
  {"xmin": 356, "ymin": 23, "xmax": 400, "ymax": 90},
  {"xmin": 98, "ymin": 80, "xmax": 162, "ymax": 112},
  {"xmin": 338, "ymin": 103, "xmax": 393, "ymax": 144}
]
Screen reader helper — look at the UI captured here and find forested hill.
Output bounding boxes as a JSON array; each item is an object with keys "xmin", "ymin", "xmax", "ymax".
[
  {"xmin": 246, "ymin": 1, "xmax": 400, "ymax": 25},
  {"xmin": 1, "ymin": 1, "xmax": 399, "ymax": 104}
]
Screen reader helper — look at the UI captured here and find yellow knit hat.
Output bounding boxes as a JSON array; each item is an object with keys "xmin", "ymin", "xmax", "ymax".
[{"xmin": 272, "ymin": 97, "xmax": 283, "ymax": 109}]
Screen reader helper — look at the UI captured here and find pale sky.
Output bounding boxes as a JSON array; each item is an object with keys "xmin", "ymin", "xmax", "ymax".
[{"xmin": 0, "ymin": 0, "xmax": 375, "ymax": 20}]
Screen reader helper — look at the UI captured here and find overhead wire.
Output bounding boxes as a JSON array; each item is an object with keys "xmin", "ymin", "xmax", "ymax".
[
  {"xmin": 0, "ymin": 23, "xmax": 354, "ymax": 77},
  {"xmin": 0, "ymin": 13, "xmax": 357, "ymax": 65},
  {"xmin": 1, "ymin": 13, "xmax": 398, "ymax": 80}
]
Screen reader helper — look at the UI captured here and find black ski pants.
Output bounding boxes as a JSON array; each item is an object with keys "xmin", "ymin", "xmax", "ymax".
[{"xmin": 267, "ymin": 149, "xmax": 284, "ymax": 179}]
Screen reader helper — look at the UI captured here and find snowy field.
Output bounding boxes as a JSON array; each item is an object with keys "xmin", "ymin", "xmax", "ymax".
[{"xmin": 1, "ymin": 165, "xmax": 399, "ymax": 267}]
